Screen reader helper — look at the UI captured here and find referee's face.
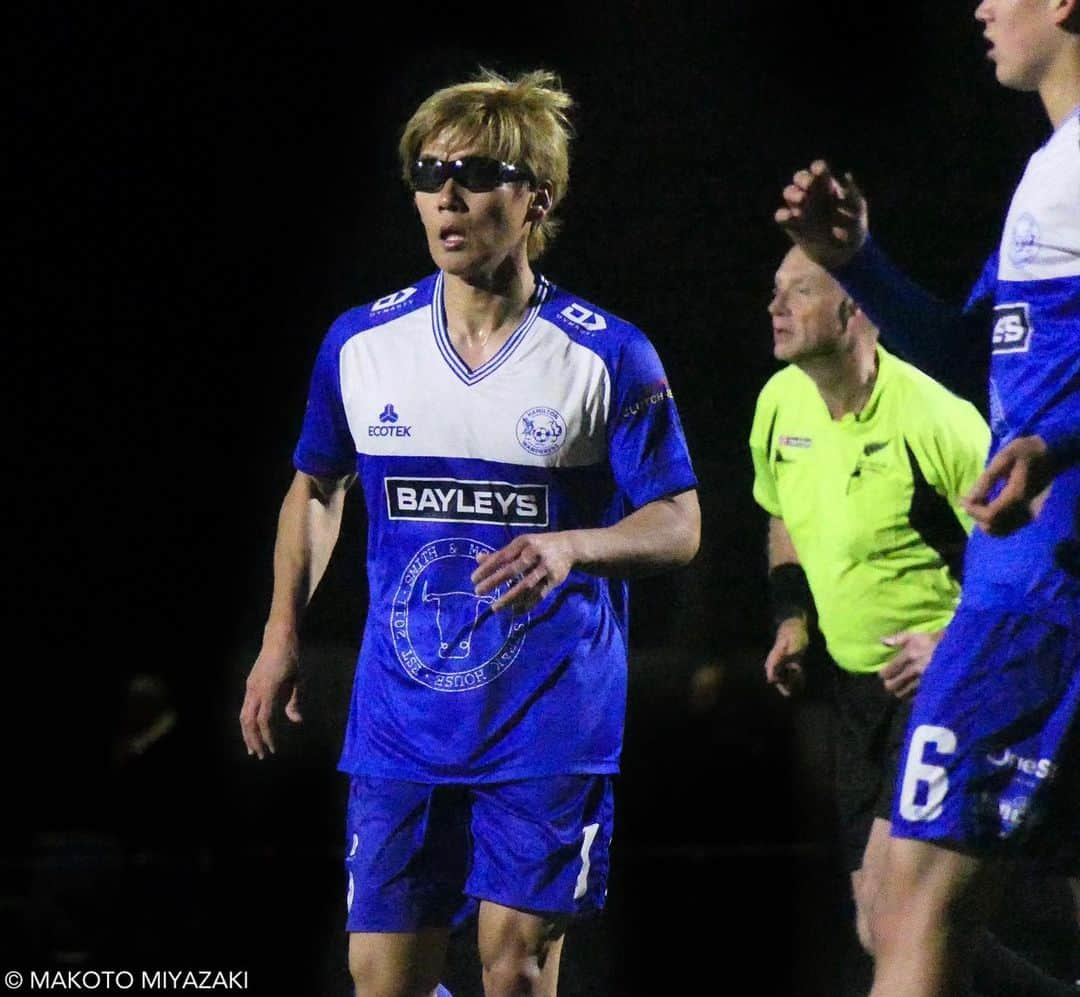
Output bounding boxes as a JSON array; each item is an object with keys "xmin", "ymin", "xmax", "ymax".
[
  {"xmin": 413, "ymin": 136, "xmax": 536, "ymax": 284},
  {"xmin": 768, "ymin": 248, "xmax": 852, "ymax": 364}
]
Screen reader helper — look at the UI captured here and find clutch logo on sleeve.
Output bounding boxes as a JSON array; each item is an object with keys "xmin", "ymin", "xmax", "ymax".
[
  {"xmin": 371, "ymin": 287, "xmax": 417, "ymax": 313},
  {"xmin": 559, "ymin": 303, "xmax": 607, "ymax": 332},
  {"xmin": 991, "ymin": 303, "xmax": 1032, "ymax": 355},
  {"xmin": 517, "ymin": 407, "xmax": 566, "ymax": 456},
  {"xmin": 620, "ymin": 382, "xmax": 673, "ymax": 420},
  {"xmin": 778, "ymin": 435, "xmax": 812, "ymax": 449},
  {"xmin": 385, "ymin": 478, "xmax": 549, "ymax": 527},
  {"xmin": 391, "ymin": 538, "xmax": 528, "ymax": 692}
]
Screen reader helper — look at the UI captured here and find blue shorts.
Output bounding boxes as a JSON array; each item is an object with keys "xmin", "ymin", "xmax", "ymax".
[
  {"xmin": 891, "ymin": 606, "xmax": 1080, "ymax": 869},
  {"xmin": 344, "ymin": 774, "xmax": 615, "ymax": 933}
]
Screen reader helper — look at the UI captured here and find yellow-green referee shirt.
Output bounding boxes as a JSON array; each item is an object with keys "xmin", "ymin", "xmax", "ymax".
[{"xmin": 750, "ymin": 345, "xmax": 990, "ymax": 674}]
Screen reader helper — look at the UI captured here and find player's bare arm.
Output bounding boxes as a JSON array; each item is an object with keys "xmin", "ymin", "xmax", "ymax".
[
  {"xmin": 763, "ymin": 515, "xmax": 810, "ymax": 697},
  {"xmin": 471, "ymin": 489, "xmax": 700, "ymax": 614},
  {"xmin": 240, "ymin": 470, "xmax": 355, "ymax": 759},
  {"xmin": 776, "ymin": 159, "xmax": 869, "ymax": 271}
]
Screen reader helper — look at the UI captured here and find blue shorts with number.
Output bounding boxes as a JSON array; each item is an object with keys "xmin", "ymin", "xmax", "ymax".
[
  {"xmin": 344, "ymin": 774, "xmax": 615, "ymax": 933},
  {"xmin": 890, "ymin": 605, "xmax": 1080, "ymax": 869}
]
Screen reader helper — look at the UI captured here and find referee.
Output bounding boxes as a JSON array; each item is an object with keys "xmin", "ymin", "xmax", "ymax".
[{"xmin": 751, "ymin": 246, "xmax": 988, "ymax": 957}]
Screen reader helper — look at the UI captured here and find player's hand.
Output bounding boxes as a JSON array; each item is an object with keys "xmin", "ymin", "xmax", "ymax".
[
  {"xmin": 240, "ymin": 629, "xmax": 302, "ymax": 759},
  {"xmin": 878, "ymin": 630, "xmax": 942, "ymax": 700},
  {"xmin": 961, "ymin": 435, "xmax": 1053, "ymax": 536},
  {"xmin": 471, "ymin": 531, "xmax": 580, "ymax": 614},
  {"xmin": 775, "ymin": 160, "xmax": 868, "ymax": 270},
  {"xmin": 764, "ymin": 617, "xmax": 809, "ymax": 698}
]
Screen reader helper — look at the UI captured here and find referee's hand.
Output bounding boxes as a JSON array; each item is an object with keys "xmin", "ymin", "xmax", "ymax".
[
  {"xmin": 879, "ymin": 630, "xmax": 943, "ymax": 700},
  {"xmin": 764, "ymin": 617, "xmax": 809, "ymax": 698}
]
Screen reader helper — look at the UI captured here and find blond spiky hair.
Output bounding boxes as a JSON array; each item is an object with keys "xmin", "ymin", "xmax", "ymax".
[{"xmin": 399, "ymin": 69, "xmax": 575, "ymax": 260}]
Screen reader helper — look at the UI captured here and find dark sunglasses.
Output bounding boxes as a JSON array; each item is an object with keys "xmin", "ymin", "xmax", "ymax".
[{"xmin": 408, "ymin": 156, "xmax": 538, "ymax": 193}]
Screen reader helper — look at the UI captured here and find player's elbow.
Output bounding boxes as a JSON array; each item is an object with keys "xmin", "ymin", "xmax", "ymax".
[{"xmin": 668, "ymin": 489, "xmax": 701, "ymax": 566}]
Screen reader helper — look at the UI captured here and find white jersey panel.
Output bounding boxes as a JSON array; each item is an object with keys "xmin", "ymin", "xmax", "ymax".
[
  {"xmin": 338, "ymin": 312, "xmax": 611, "ymax": 468},
  {"xmin": 999, "ymin": 108, "xmax": 1080, "ymax": 282}
]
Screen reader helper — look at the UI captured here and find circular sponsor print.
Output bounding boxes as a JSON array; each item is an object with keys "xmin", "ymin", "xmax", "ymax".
[
  {"xmin": 1008, "ymin": 212, "xmax": 1040, "ymax": 266},
  {"xmin": 390, "ymin": 537, "xmax": 527, "ymax": 692},
  {"xmin": 517, "ymin": 406, "xmax": 566, "ymax": 457}
]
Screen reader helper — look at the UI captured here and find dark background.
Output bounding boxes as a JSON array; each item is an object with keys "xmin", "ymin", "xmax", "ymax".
[{"xmin": 8, "ymin": 3, "xmax": 1074, "ymax": 994}]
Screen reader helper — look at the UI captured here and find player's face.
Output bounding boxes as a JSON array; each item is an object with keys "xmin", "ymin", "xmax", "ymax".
[
  {"xmin": 768, "ymin": 249, "xmax": 851, "ymax": 364},
  {"xmin": 975, "ymin": 0, "xmax": 1063, "ymax": 91},
  {"xmin": 413, "ymin": 135, "xmax": 536, "ymax": 281}
]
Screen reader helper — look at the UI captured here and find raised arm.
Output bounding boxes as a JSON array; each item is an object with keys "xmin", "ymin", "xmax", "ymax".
[
  {"xmin": 240, "ymin": 469, "xmax": 355, "ymax": 758},
  {"xmin": 776, "ymin": 160, "xmax": 987, "ymax": 384},
  {"xmin": 471, "ymin": 490, "xmax": 700, "ymax": 614}
]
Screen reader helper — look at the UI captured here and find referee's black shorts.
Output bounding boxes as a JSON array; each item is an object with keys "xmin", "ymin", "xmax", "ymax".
[{"xmin": 831, "ymin": 666, "xmax": 912, "ymax": 873}]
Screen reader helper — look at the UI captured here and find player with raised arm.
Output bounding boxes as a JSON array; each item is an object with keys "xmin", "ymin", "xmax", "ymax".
[
  {"xmin": 239, "ymin": 69, "xmax": 699, "ymax": 997},
  {"xmin": 776, "ymin": 2, "xmax": 1079, "ymax": 994}
]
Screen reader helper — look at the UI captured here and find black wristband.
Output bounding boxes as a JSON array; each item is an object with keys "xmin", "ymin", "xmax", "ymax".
[{"xmin": 768, "ymin": 562, "xmax": 813, "ymax": 630}]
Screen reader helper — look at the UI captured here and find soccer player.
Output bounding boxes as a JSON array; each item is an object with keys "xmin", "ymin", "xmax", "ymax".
[
  {"xmin": 775, "ymin": 2, "xmax": 1079, "ymax": 994},
  {"xmin": 753, "ymin": 246, "xmax": 990, "ymax": 960},
  {"xmin": 239, "ymin": 70, "xmax": 700, "ymax": 997}
]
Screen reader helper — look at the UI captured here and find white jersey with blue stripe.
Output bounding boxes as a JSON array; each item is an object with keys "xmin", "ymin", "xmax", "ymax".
[{"xmin": 293, "ymin": 272, "xmax": 697, "ymax": 782}]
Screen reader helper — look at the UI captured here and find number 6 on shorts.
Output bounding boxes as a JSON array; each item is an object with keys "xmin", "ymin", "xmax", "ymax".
[{"xmin": 898, "ymin": 724, "xmax": 957, "ymax": 822}]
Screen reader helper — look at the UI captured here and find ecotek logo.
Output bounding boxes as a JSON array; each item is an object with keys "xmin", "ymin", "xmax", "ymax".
[
  {"xmin": 991, "ymin": 303, "xmax": 1032, "ymax": 355},
  {"xmin": 385, "ymin": 478, "xmax": 549, "ymax": 527},
  {"xmin": 369, "ymin": 403, "xmax": 412, "ymax": 437}
]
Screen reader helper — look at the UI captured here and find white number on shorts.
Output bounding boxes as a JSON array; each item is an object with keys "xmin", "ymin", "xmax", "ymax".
[
  {"xmin": 899, "ymin": 724, "xmax": 957, "ymax": 822},
  {"xmin": 573, "ymin": 823, "xmax": 600, "ymax": 901}
]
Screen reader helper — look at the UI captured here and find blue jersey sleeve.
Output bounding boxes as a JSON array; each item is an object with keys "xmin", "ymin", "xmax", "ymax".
[
  {"xmin": 832, "ymin": 237, "xmax": 990, "ymax": 403},
  {"xmin": 1043, "ymin": 423, "xmax": 1080, "ymax": 471},
  {"xmin": 293, "ymin": 317, "xmax": 357, "ymax": 477},
  {"xmin": 607, "ymin": 333, "xmax": 697, "ymax": 508},
  {"xmin": 964, "ymin": 251, "xmax": 999, "ymax": 314}
]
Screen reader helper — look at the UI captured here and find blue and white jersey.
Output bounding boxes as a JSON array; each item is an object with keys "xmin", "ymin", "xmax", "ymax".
[
  {"xmin": 294, "ymin": 272, "xmax": 697, "ymax": 783},
  {"xmin": 835, "ymin": 107, "xmax": 1079, "ymax": 625},
  {"xmin": 961, "ymin": 107, "xmax": 1080, "ymax": 620}
]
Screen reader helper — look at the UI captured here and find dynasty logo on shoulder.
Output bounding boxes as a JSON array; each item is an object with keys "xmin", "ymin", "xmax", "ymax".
[{"xmin": 385, "ymin": 477, "xmax": 549, "ymax": 527}]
